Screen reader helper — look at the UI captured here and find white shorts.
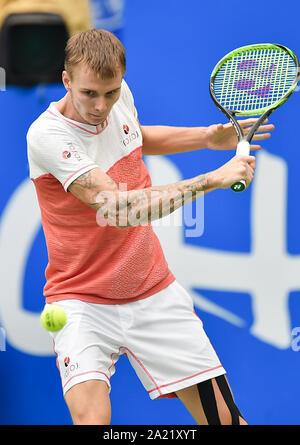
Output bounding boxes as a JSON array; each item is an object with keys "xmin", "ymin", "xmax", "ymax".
[{"xmin": 50, "ymin": 281, "xmax": 226, "ymax": 399}]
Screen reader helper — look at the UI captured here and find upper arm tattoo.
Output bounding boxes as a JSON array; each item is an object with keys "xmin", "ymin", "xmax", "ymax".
[
  {"xmin": 72, "ymin": 170, "xmax": 117, "ymax": 192},
  {"xmin": 73, "ymin": 170, "xmax": 94, "ymax": 189},
  {"xmin": 69, "ymin": 169, "xmax": 118, "ymax": 208}
]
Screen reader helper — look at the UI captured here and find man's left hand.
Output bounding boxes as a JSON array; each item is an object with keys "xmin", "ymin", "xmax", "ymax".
[{"xmin": 206, "ymin": 118, "xmax": 275, "ymax": 151}]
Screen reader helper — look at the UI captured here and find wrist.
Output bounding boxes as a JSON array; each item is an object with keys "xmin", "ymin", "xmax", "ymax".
[
  {"xmin": 202, "ymin": 127, "xmax": 211, "ymax": 149},
  {"xmin": 204, "ymin": 124, "xmax": 224, "ymax": 150},
  {"xmin": 194, "ymin": 127, "xmax": 210, "ymax": 150},
  {"xmin": 206, "ymin": 170, "xmax": 221, "ymax": 189}
]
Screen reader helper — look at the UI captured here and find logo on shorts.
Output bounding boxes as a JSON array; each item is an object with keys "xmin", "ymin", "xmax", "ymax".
[
  {"xmin": 62, "ymin": 150, "xmax": 71, "ymax": 159},
  {"xmin": 64, "ymin": 359, "xmax": 79, "ymax": 379},
  {"xmin": 123, "ymin": 124, "xmax": 129, "ymax": 135}
]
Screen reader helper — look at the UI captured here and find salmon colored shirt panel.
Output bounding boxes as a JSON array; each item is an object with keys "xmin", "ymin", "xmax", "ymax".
[{"xmin": 27, "ymin": 80, "xmax": 175, "ymax": 304}]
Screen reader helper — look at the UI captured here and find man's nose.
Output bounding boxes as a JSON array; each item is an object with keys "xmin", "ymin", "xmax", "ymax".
[{"xmin": 95, "ymin": 96, "xmax": 108, "ymax": 113}]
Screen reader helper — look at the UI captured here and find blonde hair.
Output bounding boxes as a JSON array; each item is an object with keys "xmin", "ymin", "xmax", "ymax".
[{"xmin": 64, "ymin": 28, "xmax": 126, "ymax": 79}]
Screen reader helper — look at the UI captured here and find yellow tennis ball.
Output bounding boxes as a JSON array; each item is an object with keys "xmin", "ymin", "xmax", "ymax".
[{"xmin": 40, "ymin": 305, "xmax": 67, "ymax": 332}]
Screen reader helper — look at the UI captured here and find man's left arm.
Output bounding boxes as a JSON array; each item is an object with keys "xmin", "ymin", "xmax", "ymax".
[{"xmin": 140, "ymin": 119, "xmax": 275, "ymax": 155}]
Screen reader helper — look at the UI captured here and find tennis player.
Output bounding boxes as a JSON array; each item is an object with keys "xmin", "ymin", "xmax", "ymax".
[{"xmin": 27, "ymin": 29, "xmax": 274, "ymax": 425}]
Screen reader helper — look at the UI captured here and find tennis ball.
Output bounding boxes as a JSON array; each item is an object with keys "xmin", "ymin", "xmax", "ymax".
[{"xmin": 40, "ymin": 304, "xmax": 67, "ymax": 332}]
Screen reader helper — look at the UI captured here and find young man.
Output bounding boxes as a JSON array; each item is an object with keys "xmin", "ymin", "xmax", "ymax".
[{"xmin": 27, "ymin": 29, "xmax": 273, "ymax": 425}]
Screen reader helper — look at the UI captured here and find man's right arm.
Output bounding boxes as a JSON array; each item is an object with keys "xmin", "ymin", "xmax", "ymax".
[{"xmin": 68, "ymin": 154, "xmax": 255, "ymax": 229}]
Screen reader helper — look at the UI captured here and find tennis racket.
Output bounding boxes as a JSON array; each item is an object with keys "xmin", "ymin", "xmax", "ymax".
[{"xmin": 210, "ymin": 43, "xmax": 300, "ymax": 192}]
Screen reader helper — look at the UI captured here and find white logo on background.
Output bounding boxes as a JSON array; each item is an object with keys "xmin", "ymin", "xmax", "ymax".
[
  {"xmin": 0, "ymin": 180, "xmax": 53, "ymax": 355},
  {"xmin": 89, "ymin": 0, "xmax": 124, "ymax": 31}
]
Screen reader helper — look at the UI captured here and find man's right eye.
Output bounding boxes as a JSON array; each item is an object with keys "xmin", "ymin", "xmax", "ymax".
[{"xmin": 84, "ymin": 91, "xmax": 96, "ymax": 97}]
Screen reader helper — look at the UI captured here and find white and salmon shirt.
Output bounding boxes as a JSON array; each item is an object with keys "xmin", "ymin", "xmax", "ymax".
[{"xmin": 27, "ymin": 80, "xmax": 175, "ymax": 304}]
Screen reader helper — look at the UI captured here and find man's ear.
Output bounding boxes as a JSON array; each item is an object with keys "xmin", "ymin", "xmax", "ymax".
[{"xmin": 62, "ymin": 70, "xmax": 71, "ymax": 91}]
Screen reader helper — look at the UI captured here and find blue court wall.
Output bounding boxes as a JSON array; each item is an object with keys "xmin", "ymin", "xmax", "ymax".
[{"xmin": 0, "ymin": 0, "xmax": 300, "ymax": 425}]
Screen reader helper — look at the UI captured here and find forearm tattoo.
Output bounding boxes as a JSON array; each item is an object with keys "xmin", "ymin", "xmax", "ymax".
[{"xmin": 95, "ymin": 173, "xmax": 209, "ymax": 229}]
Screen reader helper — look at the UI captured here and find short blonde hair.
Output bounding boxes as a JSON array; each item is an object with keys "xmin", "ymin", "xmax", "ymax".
[{"xmin": 64, "ymin": 28, "xmax": 126, "ymax": 79}]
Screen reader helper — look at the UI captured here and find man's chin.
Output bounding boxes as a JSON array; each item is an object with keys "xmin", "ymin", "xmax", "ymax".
[{"xmin": 87, "ymin": 113, "xmax": 106, "ymax": 125}]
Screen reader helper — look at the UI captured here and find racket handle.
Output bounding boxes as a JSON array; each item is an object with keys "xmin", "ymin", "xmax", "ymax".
[{"xmin": 231, "ymin": 140, "xmax": 251, "ymax": 192}]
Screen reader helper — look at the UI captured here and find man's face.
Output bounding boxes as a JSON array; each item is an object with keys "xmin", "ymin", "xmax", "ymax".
[{"xmin": 63, "ymin": 63, "xmax": 123, "ymax": 126}]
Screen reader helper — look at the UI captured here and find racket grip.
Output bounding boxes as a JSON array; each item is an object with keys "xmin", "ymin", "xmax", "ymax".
[{"xmin": 231, "ymin": 141, "xmax": 251, "ymax": 192}]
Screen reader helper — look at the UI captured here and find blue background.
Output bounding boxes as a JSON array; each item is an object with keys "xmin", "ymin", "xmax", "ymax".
[{"xmin": 0, "ymin": 0, "xmax": 300, "ymax": 425}]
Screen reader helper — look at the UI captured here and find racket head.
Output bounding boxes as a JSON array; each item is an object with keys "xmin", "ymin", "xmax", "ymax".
[{"xmin": 210, "ymin": 43, "xmax": 300, "ymax": 118}]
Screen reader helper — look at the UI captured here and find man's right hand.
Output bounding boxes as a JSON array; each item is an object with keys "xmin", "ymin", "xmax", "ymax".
[{"xmin": 208, "ymin": 154, "xmax": 256, "ymax": 190}]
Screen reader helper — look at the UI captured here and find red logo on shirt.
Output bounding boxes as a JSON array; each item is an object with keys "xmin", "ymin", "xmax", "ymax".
[
  {"xmin": 62, "ymin": 150, "xmax": 71, "ymax": 159},
  {"xmin": 64, "ymin": 357, "xmax": 70, "ymax": 367},
  {"xmin": 62, "ymin": 143, "xmax": 82, "ymax": 161},
  {"xmin": 123, "ymin": 124, "xmax": 129, "ymax": 135}
]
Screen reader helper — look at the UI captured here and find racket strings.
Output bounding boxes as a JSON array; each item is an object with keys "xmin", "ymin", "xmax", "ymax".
[{"xmin": 213, "ymin": 48, "xmax": 297, "ymax": 114}]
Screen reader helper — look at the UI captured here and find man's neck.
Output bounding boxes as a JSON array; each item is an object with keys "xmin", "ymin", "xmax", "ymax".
[{"xmin": 54, "ymin": 93, "xmax": 86, "ymax": 124}]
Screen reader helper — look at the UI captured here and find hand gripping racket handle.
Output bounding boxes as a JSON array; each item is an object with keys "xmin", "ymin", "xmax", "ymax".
[{"xmin": 231, "ymin": 140, "xmax": 251, "ymax": 192}]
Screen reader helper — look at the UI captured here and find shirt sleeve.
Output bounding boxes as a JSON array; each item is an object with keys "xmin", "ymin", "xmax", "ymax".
[{"xmin": 27, "ymin": 122, "xmax": 98, "ymax": 192}]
